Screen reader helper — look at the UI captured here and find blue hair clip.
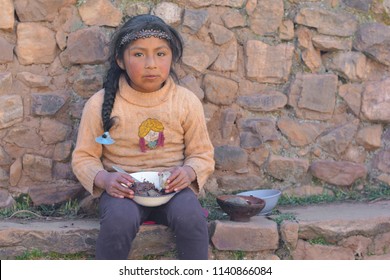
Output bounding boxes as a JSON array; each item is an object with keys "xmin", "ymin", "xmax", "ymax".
[{"xmin": 95, "ymin": 131, "xmax": 115, "ymax": 145}]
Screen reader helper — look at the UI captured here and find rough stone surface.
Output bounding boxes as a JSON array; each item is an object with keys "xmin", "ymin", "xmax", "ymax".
[
  {"xmin": 59, "ymin": 27, "xmax": 109, "ymax": 66},
  {"xmin": 28, "ymin": 183, "xmax": 85, "ymax": 206},
  {"xmin": 204, "ymin": 74, "xmax": 238, "ymax": 105},
  {"xmin": 265, "ymin": 155, "xmax": 310, "ymax": 183},
  {"xmin": 280, "ymin": 220, "xmax": 299, "ymax": 250},
  {"xmin": 31, "ymin": 93, "xmax": 66, "ymax": 116},
  {"xmin": 152, "ymin": 2, "xmax": 182, "ymax": 26},
  {"xmin": 0, "ymin": 95, "xmax": 23, "ymax": 129},
  {"xmin": 322, "ymin": 52, "xmax": 367, "ymax": 82},
  {"xmin": 295, "ymin": 7, "xmax": 358, "ymax": 36},
  {"xmin": 0, "ymin": 0, "xmax": 14, "ymax": 30},
  {"xmin": 183, "ymin": 9, "xmax": 208, "ymax": 34},
  {"xmin": 15, "ymin": 23, "xmax": 57, "ymax": 65},
  {"xmin": 245, "ymin": 40, "xmax": 294, "ymax": 84},
  {"xmin": 214, "ymin": 145, "xmax": 248, "ymax": 171},
  {"xmin": 22, "ymin": 154, "xmax": 53, "ymax": 182},
  {"xmin": 237, "ymin": 91, "xmax": 287, "ymax": 112},
  {"xmin": 0, "ymin": 37, "xmax": 14, "ymax": 63},
  {"xmin": 353, "ymin": 23, "xmax": 390, "ymax": 66},
  {"xmin": 361, "ymin": 77, "xmax": 390, "ymax": 122},
  {"xmin": 211, "ymin": 217, "xmax": 279, "ymax": 251},
  {"xmin": 289, "ymin": 74, "xmax": 337, "ymax": 120},
  {"xmin": 182, "ymin": 36, "xmax": 218, "ymax": 72},
  {"xmin": 14, "ymin": 0, "xmax": 68, "ymax": 22},
  {"xmin": 249, "ymin": 0, "xmax": 284, "ymax": 35},
  {"xmin": 238, "ymin": 118, "xmax": 279, "ymax": 148},
  {"xmin": 78, "ymin": 0, "xmax": 122, "ymax": 27},
  {"xmin": 278, "ymin": 118, "xmax": 326, "ymax": 147},
  {"xmin": 310, "ymin": 160, "xmax": 367, "ymax": 186},
  {"xmin": 0, "ymin": 72, "xmax": 12, "ymax": 95}
]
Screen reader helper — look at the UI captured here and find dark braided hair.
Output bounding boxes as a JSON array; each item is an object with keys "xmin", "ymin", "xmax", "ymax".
[{"xmin": 101, "ymin": 14, "xmax": 184, "ymax": 133}]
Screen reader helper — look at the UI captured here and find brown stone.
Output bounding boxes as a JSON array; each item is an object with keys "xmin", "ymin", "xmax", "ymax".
[
  {"xmin": 211, "ymin": 217, "xmax": 279, "ymax": 251},
  {"xmin": 338, "ymin": 83, "xmax": 363, "ymax": 116},
  {"xmin": 353, "ymin": 23, "xmax": 390, "ymax": 66},
  {"xmin": 59, "ymin": 27, "xmax": 109, "ymax": 66},
  {"xmin": 72, "ymin": 73, "xmax": 103, "ymax": 99},
  {"xmin": 343, "ymin": 0, "xmax": 373, "ymax": 11},
  {"xmin": 179, "ymin": 75, "xmax": 204, "ymax": 100},
  {"xmin": 0, "ymin": 95, "xmax": 23, "ymax": 129},
  {"xmin": 31, "ymin": 93, "xmax": 66, "ymax": 116},
  {"xmin": 217, "ymin": 175, "xmax": 266, "ymax": 193},
  {"xmin": 277, "ymin": 118, "xmax": 326, "ymax": 147},
  {"xmin": 372, "ymin": 232, "xmax": 390, "ymax": 256},
  {"xmin": 0, "ymin": 37, "xmax": 14, "ymax": 63},
  {"xmin": 323, "ymin": 52, "xmax": 366, "ymax": 82},
  {"xmin": 372, "ymin": 150, "xmax": 390, "ymax": 173},
  {"xmin": 238, "ymin": 118, "xmax": 279, "ymax": 148},
  {"xmin": 356, "ymin": 125, "xmax": 382, "ymax": 151},
  {"xmin": 53, "ymin": 140, "xmax": 73, "ymax": 162},
  {"xmin": 249, "ymin": 147, "xmax": 269, "ymax": 168},
  {"xmin": 342, "ymin": 145, "xmax": 366, "ymax": 164},
  {"xmin": 15, "ymin": 23, "xmax": 57, "ymax": 65},
  {"xmin": 53, "ymin": 5, "xmax": 83, "ymax": 33},
  {"xmin": 39, "ymin": 118, "xmax": 71, "ymax": 145},
  {"xmin": 283, "ymin": 184, "xmax": 326, "ymax": 197},
  {"xmin": 292, "ymin": 240, "xmax": 355, "ymax": 260},
  {"xmin": 22, "ymin": 154, "xmax": 53, "ymax": 182},
  {"xmin": 0, "ymin": 189, "xmax": 15, "ymax": 208},
  {"xmin": 214, "ymin": 145, "xmax": 248, "ymax": 171},
  {"xmin": 317, "ymin": 119, "xmax": 359, "ymax": 158},
  {"xmin": 279, "ymin": 20, "xmax": 294, "ymax": 41},
  {"xmin": 339, "ymin": 235, "xmax": 372, "ymax": 259},
  {"xmin": 361, "ymin": 77, "xmax": 390, "ymax": 122},
  {"xmin": 0, "ymin": 72, "xmax": 12, "ymax": 95},
  {"xmin": 14, "ymin": 0, "xmax": 69, "ymax": 22},
  {"xmin": 53, "ymin": 162, "xmax": 77, "ymax": 181},
  {"xmin": 182, "ymin": 36, "xmax": 219, "ymax": 72},
  {"xmin": 151, "ymin": 2, "xmax": 182, "ymax": 26},
  {"xmin": 221, "ymin": 10, "xmax": 246, "ymax": 28},
  {"xmin": 9, "ymin": 158, "xmax": 22, "ymax": 187},
  {"xmin": 266, "ymin": 155, "xmax": 310, "ymax": 183},
  {"xmin": 245, "ymin": 40, "xmax": 294, "ymax": 84},
  {"xmin": 220, "ymin": 108, "xmax": 237, "ymax": 139},
  {"xmin": 4, "ymin": 125, "xmax": 41, "ymax": 149},
  {"xmin": 29, "ymin": 182, "xmax": 84, "ymax": 206},
  {"xmin": 312, "ymin": 34, "xmax": 353, "ymax": 51},
  {"xmin": 295, "ymin": 7, "xmax": 358, "ymax": 37},
  {"xmin": 208, "ymin": 23, "xmax": 234, "ymax": 45},
  {"xmin": 16, "ymin": 72, "xmax": 51, "ymax": 88},
  {"xmin": 183, "ymin": 9, "xmax": 208, "ymax": 34},
  {"xmin": 249, "ymin": 0, "xmax": 284, "ymax": 35},
  {"xmin": 210, "ymin": 40, "xmax": 238, "ymax": 71},
  {"xmin": 0, "ymin": 0, "xmax": 14, "ymax": 30},
  {"xmin": 289, "ymin": 74, "xmax": 337, "ymax": 120},
  {"xmin": 204, "ymin": 74, "xmax": 238, "ymax": 105},
  {"xmin": 280, "ymin": 220, "xmax": 299, "ymax": 250},
  {"xmin": 0, "ymin": 167, "xmax": 9, "ymax": 187},
  {"xmin": 0, "ymin": 147, "xmax": 11, "ymax": 165},
  {"xmin": 237, "ymin": 91, "xmax": 287, "ymax": 112},
  {"xmin": 78, "ymin": 0, "xmax": 122, "ymax": 27},
  {"xmin": 310, "ymin": 160, "xmax": 367, "ymax": 186}
]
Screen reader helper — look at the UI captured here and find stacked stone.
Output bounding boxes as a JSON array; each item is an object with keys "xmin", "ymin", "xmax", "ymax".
[{"xmin": 0, "ymin": 0, "xmax": 389, "ymax": 208}]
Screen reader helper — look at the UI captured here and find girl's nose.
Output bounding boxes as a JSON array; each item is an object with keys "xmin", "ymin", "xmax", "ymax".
[{"xmin": 145, "ymin": 56, "xmax": 157, "ymax": 69}]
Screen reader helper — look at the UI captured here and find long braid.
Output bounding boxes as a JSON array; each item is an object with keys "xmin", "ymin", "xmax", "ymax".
[{"xmin": 101, "ymin": 63, "xmax": 121, "ymax": 132}]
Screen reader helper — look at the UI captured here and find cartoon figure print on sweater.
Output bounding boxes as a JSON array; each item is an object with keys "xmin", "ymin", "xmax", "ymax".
[{"xmin": 138, "ymin": 118, "xmax": 165, "ymax": 152}]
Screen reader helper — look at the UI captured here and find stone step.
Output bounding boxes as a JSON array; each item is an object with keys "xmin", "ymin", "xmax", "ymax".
[{"xmin": 0, "ymin": 200, "xmax": 389, "ymax": 260}]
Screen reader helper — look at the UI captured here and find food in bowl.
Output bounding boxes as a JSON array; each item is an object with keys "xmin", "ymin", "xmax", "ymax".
[
  {"xmin": 216, "ymin": 194, "xmax": 265, "ymax": 222},
  {"xmin": 237, "ymin": 189, "xmax": 281, "ymax": 215},
  {"xmin": 129, "ymin": 171, "xmax": 176, "ymax": 207}
]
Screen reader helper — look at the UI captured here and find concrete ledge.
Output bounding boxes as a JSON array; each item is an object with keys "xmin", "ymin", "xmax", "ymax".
[{"xmin": 1, "ymin": 200, "xmax": 390, "ymax": 260}]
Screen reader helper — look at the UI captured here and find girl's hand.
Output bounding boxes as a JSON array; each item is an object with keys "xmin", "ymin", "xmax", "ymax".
[
  {"xmin": 163, "ymin": 165, "xmax": 196, "ymax": 193},
  {"xmin": 94, "ymin": 170, "xmax": 135, "ymax": 199}
]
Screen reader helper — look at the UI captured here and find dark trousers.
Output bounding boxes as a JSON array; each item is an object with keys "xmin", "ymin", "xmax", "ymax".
[{"xmin": 95, "ymin": 188, "xmax": 209, "ymax": 260}]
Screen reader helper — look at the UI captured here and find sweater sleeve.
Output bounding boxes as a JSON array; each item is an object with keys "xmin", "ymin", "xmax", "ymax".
[
  {"xmin": 71, "ymin": 92, "xmax": 105, "ymax": 197},
  {"xmin": 181, "ymin": 92, "xmax": 215, "ymax": 193}
]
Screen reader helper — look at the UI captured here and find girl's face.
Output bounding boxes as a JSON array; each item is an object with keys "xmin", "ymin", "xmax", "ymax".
[{"xmin": 117, "ymin": 36, "xmax": 173, "ymax": 93}]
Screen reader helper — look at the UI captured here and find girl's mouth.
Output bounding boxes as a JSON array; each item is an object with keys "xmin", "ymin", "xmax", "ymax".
[{"xmin": 144, "ymin": 75, "xmax": 158, "ymax": 79}]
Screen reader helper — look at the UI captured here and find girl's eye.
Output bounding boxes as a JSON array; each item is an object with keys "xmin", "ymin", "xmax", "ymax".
[
  {"xmin": 157, "ymin": 52, "xmax": 166, "ymax": 57},
  {"xmin": 134, "ymin": 53, "xmax": 143, "ymax": 57}
]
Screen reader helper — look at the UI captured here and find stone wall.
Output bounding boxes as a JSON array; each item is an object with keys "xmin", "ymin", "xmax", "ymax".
[{"xmin": 0, "ymin": 0, "xmax": 389, "ymax": 207}]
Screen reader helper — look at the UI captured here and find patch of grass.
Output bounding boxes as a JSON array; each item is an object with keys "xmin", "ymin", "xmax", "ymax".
[
  {"xmin": 15, "ymin": 248, "xmax": 93, "ymax": 260},
  {"xmin": 0, "ymin": 195, "xmax": 88, "ymax": 220},
  {"xmin": 270, "ymin": 212, "xmax": 296, "ymax": 225},
  {"xmin": 199, "ymin": 193, "xmax": 229, "ymax": 221},
  {"xmin": 308, "ymin": 237, "xmax": 331, "ymax": 246}
]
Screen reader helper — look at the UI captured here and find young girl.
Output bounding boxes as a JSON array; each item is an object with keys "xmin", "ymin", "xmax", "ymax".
[{"xmin": 72, "ymin": 14, "xmax": 215, "ymax": 260}]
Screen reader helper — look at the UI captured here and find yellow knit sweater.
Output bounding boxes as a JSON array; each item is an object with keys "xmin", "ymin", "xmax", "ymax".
[{"xmin": 72, "ymin": 76, "xmax": 215, "ymax": 197}]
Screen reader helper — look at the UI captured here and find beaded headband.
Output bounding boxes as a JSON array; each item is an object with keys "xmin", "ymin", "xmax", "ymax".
[{"xmin": 119, "ymin": 29, "xmax": 172, "ymax": 48}]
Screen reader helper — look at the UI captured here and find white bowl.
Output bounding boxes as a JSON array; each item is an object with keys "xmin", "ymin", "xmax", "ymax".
[
  {"xmin": 237, "ymin": 189, "xmax": 281, "ymax": 215},
  {"xmin": 130, "ymin": 171, "xmax": 176, "ymax": 207}
]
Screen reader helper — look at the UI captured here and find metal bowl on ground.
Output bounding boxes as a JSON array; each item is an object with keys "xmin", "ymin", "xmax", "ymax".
[
  {"xmin": 216, "ymin": 194, "xmax": 265, "ymax": 222},
  {"xmin": 130, "ymin": 171, "xmax": 176, "ymax": 207},
  {"xmin": 237, "ymin": 189, "xmax": 281, "ymax": 215}
]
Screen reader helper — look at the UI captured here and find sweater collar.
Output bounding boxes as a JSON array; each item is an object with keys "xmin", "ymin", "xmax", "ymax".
[{"xmin": 118, "ymin": 75, "xmax": 174, "ymax": 107}]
